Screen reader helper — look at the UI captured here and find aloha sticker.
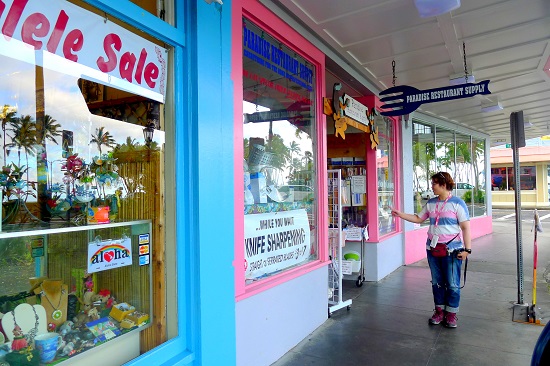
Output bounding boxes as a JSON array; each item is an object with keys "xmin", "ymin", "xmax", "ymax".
[{"xmin": 88, "ymin": 238, "xmax": 132, "ymax": 273}]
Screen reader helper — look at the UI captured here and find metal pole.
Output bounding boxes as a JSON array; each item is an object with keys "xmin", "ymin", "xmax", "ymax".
[
  {"xmin": 512, "ymin": 134, "xmax": 523, "ymax": 304},
  {"xmin": 512, "ymin": 120, "xmax": 523, "ymax": 304}
]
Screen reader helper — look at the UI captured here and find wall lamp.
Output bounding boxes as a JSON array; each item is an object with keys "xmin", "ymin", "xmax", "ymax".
[{"xmin": 143, "ymin": 121, "xmax": 156, "ymax": 146}]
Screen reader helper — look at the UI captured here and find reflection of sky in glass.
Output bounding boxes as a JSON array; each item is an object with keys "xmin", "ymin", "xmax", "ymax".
[
  {"xmin": 243, "ymin": 101, "xmax": 312, "ymax": 154},
  {"xmin": 0, "ymin": 54, "xmax": 165, "ymax": 192},
  {"xmin": 243, "ymin": 101, "xmax": 313, "ymax": 185}
]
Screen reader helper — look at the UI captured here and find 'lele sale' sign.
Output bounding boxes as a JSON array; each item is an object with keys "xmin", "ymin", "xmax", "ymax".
[{"xmin": 0, "ymin": 0, "xmax": 168, "ymax": 102}]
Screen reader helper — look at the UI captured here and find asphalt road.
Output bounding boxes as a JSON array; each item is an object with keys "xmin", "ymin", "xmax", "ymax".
[{"xmin": 492, "ymin": 208, "xmax": 550, "ymax": 223}]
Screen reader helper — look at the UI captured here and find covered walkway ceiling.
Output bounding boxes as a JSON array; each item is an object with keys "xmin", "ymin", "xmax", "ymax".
[{"xmin": 262, "ymin": 0, "xmax": 550, "ymax": 145}]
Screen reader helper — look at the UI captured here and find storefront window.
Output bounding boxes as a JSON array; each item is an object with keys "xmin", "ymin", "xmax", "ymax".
[
  {"xmin": 411, "ymin": 121, "xmax": 486, "ymax": 220},
  {"xmin": 412, "ymin": 122, "xmax": 435, "ymax": 217},
  {"xmin": 491, "ymin": 166, "xmax": 537, "ymax": 191},
  {"xmin": 130, "ymin": 0, "xmax": 172, "ymax": 23},
  {"xmin": 243, "ymin": 19, "xmax": 317, "ymax": 284},
  {"xmin": 0, "ymin": 1, "xmax": 169, "ymax": 362},
  {"xmin": 492, "ymin": 166, "xmax": 537, "ymax": 190},
  {"xmin": 376, "ymin": 116, "xmax": 395, "ymax": 235}
]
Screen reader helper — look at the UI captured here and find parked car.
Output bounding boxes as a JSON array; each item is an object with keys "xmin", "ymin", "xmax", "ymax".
[
  {"xmin": 420, "ymin": 189, "xmax": 437, "ymax": 200},
  {"xmin": 278, "ymin": 184, "xmax": 314, "ymax": 202},
  {"xmin": 454, "ymin": 182, "xmax": 475, "ymax": 198}
]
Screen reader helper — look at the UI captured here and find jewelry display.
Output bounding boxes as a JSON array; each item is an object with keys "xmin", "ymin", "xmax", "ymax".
[
  {"xmin": 40, "ymin": 284, "xmax": 65, "ymax": 321},
  {"xmin": 11, "ymin": 304, "xmax": 39, "ymax": 346},
  {"xmin": 34, "ymin": 280, "xmax": 68, "ymax": 327},
  {"xmin": 0, "ymin": 304, "xmax": 47, "ymax": 344}
]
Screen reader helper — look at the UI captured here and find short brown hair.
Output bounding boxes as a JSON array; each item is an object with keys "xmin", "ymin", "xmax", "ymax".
[{"xmin": 431, "ymin": 171, "xmax": 455, "ymax": 191}]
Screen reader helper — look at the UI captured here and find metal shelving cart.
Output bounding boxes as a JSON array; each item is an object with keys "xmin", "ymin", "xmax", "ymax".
[{"xmin": 327, "ymin": 169, "xmax": 352, "ymax": 317}]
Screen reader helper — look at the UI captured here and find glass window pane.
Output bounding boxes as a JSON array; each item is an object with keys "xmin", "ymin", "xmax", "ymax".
[
  {"xmin": 243, "ymin": 19, "xmax": 318, "ymax": 284},
  {"xmin": 435, "ymin": 127, "xmax": 455, "ymax": 176},
  {"xmin": 376, "ymin": 116, "xmax": 395, "ymax": 235},
  {"xmin": 412, "ymin": 121, "xmax": 435, "ymax": 222},
  {"xmin": 0, "ymin": 3, "xmax": 171, "ymax": 358},
  {"xmin": 473, "ymin": 138, "xmax": 486, "ymax": 216}
]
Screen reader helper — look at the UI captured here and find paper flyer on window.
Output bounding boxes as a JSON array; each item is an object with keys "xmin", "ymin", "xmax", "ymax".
[{"xmin": 244, "ymin": 209, "xmax": 311, "ymax": 280}]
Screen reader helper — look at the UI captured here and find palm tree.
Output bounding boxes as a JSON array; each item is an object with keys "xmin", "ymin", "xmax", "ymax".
[
  {"xmin": 288, "ymin": 141, "xmax": 301, "ymax": 169},
  {"xmin": 90, "ymin": 126, "xmax": 116, "ymax": 156},
  {"xmin": 0, "ymin": 105, "xmax": 16, "ymax": 164},
  {"xmin": 39, "ymin": 115, "xmax": 62, "ymax": 145},
  {"xmin": 6, "ymin": 115, "xmax": 36, "ymax": 167}
]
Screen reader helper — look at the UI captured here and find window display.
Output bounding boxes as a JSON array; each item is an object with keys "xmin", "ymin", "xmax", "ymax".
[
  {"xmin": 376, "ymin": 116, "xmax": 395, "ymax": 235},
  {"xmin": 0, "ymin": 0, "xmax": 167, "ymax": 363},
  {"xmin": 243, "ymin": 19, "xmax": 318, "ymax": 283},
  {"xmin": 412, "ymin": 121, "xmax": 486, "ymax": 219}
]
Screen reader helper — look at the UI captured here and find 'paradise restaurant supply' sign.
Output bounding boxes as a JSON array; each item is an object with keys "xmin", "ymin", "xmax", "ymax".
[
  {"xmin": 0, "ymin": 0, "xmax": 167, "ymax": 102},
  {"xmin": 244, "ymin": 209, "xmax": 311, "ymax": 279},
  {"xmin": 379, "ymin": 80, "xmax": 491, "ymax": 116}
]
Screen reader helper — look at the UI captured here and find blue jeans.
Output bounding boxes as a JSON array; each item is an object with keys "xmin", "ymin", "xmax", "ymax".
[{"xmin": 426, "ymin": 249, "xmax": 463, "ymax": 313}]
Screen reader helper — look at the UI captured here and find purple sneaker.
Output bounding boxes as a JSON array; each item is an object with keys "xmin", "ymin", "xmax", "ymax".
[
  {"xmin": 429, "ymin": 306, "xmax": 444, "ymax": 325},
  {"xmin": 444, "ymin": 312, "xmax": 458, "ymax": 328}
]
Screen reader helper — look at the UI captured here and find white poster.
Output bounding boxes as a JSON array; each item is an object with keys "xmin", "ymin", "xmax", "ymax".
[
  {"xmin": 0, "ymin": 0, "xmax": 168, "ymax": 102},
  {"xmin": 351, "ymin": 175, "xmax": 366, "ymax": 194},
  {"xmin": 88, "ymin": 238, "xmax": 132, "ymax": 273},
  {"xmin": 245, "ymin": 209, "xmax": 311, "ymax": 279}
]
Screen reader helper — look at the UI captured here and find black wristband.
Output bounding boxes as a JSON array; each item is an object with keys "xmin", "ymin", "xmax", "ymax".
[{"xmin": 465, "ymin": 248, "xmax": 471, "ymax": 253}]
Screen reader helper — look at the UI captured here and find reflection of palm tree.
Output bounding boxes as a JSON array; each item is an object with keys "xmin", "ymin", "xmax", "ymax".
[
  {"xmin": 7, "ymin": 115, "xmax": 36, "ymax": 167},
  {"xmin": 288, "ymin": 141, "xmax": 300, "ymax": 169},
  {"xmin": 1, "ymin": 105, "xmax": 16, "ymax": 164},
  {"xmin": 38, "ymin": 115, "xmax": 62, "ymax": 145},
  {"xmin": 90, "ymin": 126, "xmax": 116, "ymax": 156},
  {"xmin": 303, "ymin": 151, "xmax": 313, "ymax": 170}
]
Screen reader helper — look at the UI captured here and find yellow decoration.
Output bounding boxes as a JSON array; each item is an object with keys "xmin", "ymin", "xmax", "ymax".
[
  {"xmin": 367, "ymin": 111, "xmax": 380, "ymax": 150},
  {"xmin": 109, "ymin": 302, "xmax": 135, "ymax": 322}
]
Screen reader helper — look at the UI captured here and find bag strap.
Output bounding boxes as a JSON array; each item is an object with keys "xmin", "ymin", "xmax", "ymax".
[
  {"xmin": 460, "ymin": 257, "xmax": 468, "ymax": 289},
  {"xmin": 445, "ymin": 233, "xmax": 460, "ymax": 245}
]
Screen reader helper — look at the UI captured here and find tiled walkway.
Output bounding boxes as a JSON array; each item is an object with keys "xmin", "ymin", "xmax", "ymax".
[{"xmin": 272, "ymin": 216, "xmax": 550, "ymax": 366}]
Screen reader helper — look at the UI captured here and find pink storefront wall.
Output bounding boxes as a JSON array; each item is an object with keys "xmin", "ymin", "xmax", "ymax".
[{"xmin": 404, "ymin": 215, "xmax": 493, "ymax": 264}]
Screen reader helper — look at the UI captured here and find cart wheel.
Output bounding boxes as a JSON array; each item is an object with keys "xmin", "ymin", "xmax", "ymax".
[
  {"xmin": 328, "ymin": 309, "xmax": 332, "ymax": 318},
  {"xmin": 356, "ymin": 276, "xmax": 363, "ymax": 287},
  {"xmin": 347, "ymin": 305, "xmax": 351, "ymax": 311}
]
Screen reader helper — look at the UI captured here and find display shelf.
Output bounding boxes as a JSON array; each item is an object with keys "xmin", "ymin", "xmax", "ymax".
[
  {"xmin": 0, "ymin": 220, "xmax": 153, "ymax": 364},
  {"xmin": 0, "ymin": 219, "xmax": 151, "ymax": 239}
]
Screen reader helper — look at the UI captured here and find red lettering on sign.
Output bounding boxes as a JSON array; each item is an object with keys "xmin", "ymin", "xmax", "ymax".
[
  {"xmin": 97, "ymin": 33, "xmax": 122, "ymax": 73},
  {"xmin": 21, "ymin": 12, "xmax": 49, "ymax": 49},
  {"xmin": 134, "ymin": 48, "xmax": 147, "ymax": 84},
  {"xmin": 119, "ymin": 51, "xmax": 136, "ymax": 82},
  {"xmin": 144, "ymin": 62, "xmax": 158, "ymax": 88},
  {"xmin": 63, "ymin": 28, "xmax": 83, "ymax": 62},
  {"xmin": 46, "ymin": 10, "xmax": 69, "ymax": 54},
  {"xmin": 2, "ymin": 0, "xmax": 27, "ymax": 38}
]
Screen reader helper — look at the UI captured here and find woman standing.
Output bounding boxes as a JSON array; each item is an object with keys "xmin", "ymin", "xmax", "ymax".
[{"xmin": 391, "ymin": 172, "xmax": 471, "ymax": 328}]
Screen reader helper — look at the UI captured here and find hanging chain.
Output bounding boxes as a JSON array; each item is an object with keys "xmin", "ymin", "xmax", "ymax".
[
  {"xmin": 463, "ymin": 41, "xmax": 469, "ymax": 83},
  {"xmin": 392, "ymin": 60, "xmax": 396, "ymax": 87}
]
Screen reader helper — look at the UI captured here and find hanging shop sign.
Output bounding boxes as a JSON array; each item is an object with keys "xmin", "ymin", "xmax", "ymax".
[
  {"xmin": 379, "ymin": 80, "xmax": 491, "ymax": 116},
  {"xmin": 0, "ymin": 0, "xmax": 168, "ymax": 103},
  {"xmin": 88, "ymin": 237, "xmax": 132, "ymax": 273},
  {"xmin": 342, "ymin": 94, "xmax": 368, "ymax": 126},
  {"xmin": 244, "ymin": 109, "xmax": 308, "ymax": 123},
  {"xmin": 244, "ymin": 209, "xmax": 311, "ymax": 280}
]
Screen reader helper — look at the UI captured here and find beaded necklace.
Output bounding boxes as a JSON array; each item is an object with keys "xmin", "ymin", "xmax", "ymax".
[
  {"xmin": 40, "ymin": 284, "xmax": 65, "ymax": 321},
  {"xmin": 11, "ymin": 305, "xmax": 39, "ymax": 344}
]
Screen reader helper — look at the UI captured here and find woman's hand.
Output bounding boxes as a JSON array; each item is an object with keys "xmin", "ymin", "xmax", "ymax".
[
  {"xmin": 457, "ymin": 251, "xmax": 469, "ymax": 260},
  {"xmin": 391, "ymin": 209, "xmax": 402, "ymax": 218}
]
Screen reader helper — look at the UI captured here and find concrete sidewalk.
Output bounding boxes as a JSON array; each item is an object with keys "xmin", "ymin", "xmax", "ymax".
[{"xmin": 272, "ymin": 215, "xmax": 550, "ymax": 366}]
